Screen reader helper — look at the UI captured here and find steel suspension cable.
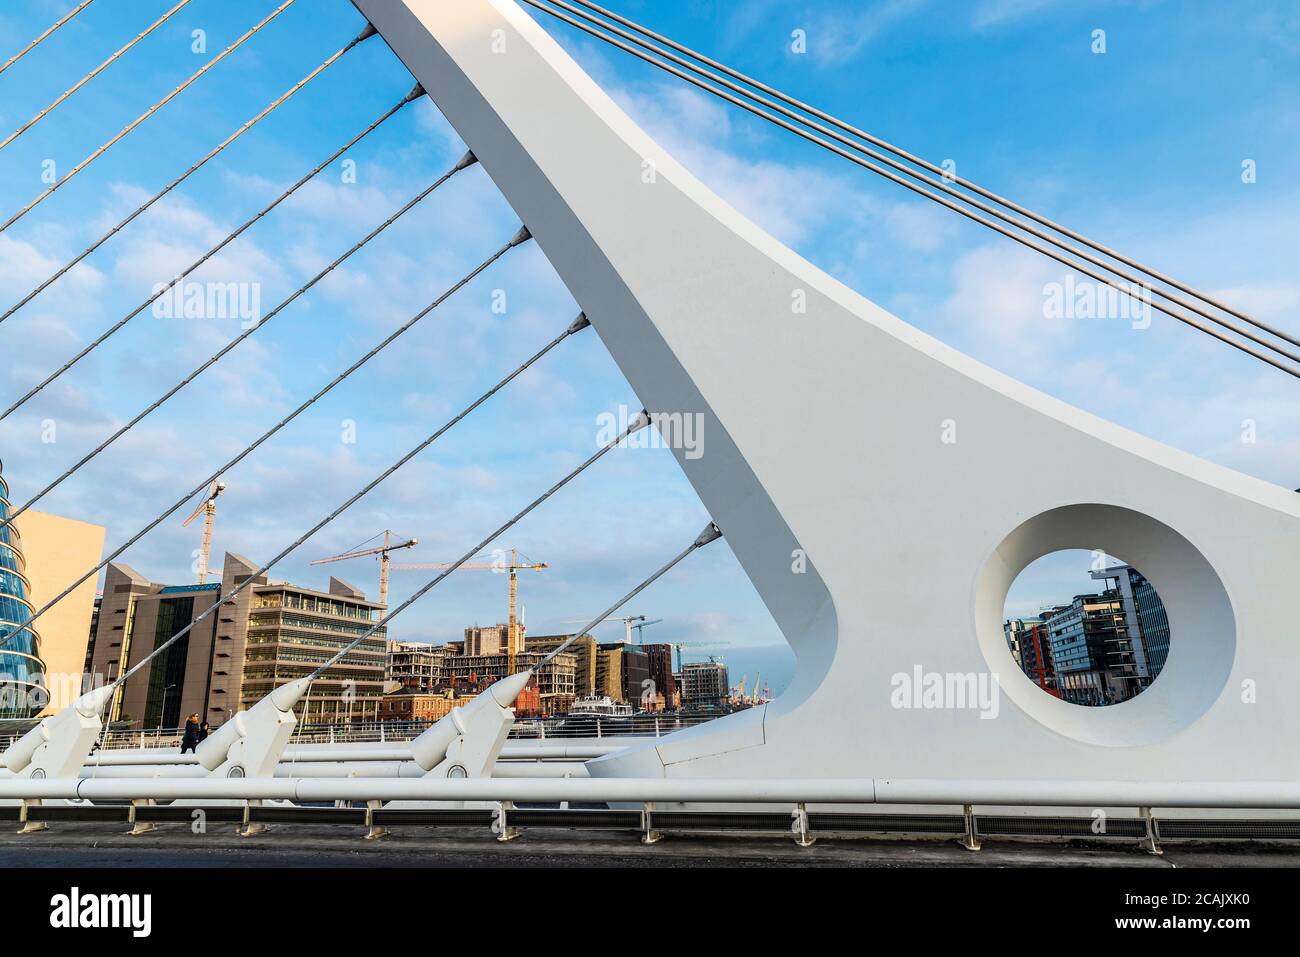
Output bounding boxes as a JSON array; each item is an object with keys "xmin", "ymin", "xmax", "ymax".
[
  {"xmin": 537, "ymin": 521, "xmax": 722, "ymax": 667},
  {"xmin": 0, "ymin": 0, "xmax": 297, "ymax": 235},
  {"xmin": 307, "ymin": 399, "xmax": 646, "ymax": 681},
  {"xmin": 0, "ymin": 157, "xmax": 479, "ymax": 533},
  {"xmin": 0, "ymin": 222, "xmax": 533, "ymax": 645},
  {"xmin": 0, "ymin": 24, "xmax": 378, "ymax": 327},
  {"xmin": 0, "ymin": 0, "xmax": 194, "ymax": 152},
  {"xmin": 0, "ymin": 0, "xmax": 98, "ymax": 79},
  {"xmin": 100, "ymin": 314, "xmax": 593, "ymax": 691},
  {"xmin": 564, "ymin": 0, "xmax": 1296, "ymax": 352},
  {"xmin": 522, "ymin": 0, "xmax": 1300, "ymax": 381},
  {"xmin": 0, "ymin": 85, "xmax": 423, "ymax": 417},
  {"xmin": 530, "ymin": 0, "xmax": 1300, "ymax": 369}
]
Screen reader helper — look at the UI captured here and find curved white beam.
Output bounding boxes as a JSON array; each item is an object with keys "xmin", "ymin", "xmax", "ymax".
[{"xmin": 354, "ymin": 0, "xmax": 1300, "ymax": 784}]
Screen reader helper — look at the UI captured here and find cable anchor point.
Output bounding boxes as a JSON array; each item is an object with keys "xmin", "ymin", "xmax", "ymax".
[{"xmin": 695, "ymin": 522, "xmax": 723, "ymax": 547}]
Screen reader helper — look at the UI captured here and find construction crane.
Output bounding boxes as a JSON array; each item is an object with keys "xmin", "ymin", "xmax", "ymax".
[
  {"xmin": 751, "ymin": 672, "xmax": 762, "ymax": 705},
  {"xmin": 561, "ymin": 614, "xmax": 647, "ymax": 645},
  {"xmin": 632, "ymin": 617, "xmax": 663, "ymax": 643},
  {"xmin": 393, "ymin": 547, "xmax": 546, "ymax": 674},
  {"xmin": 181, "ymin": 479, "xmax": 226, "ymax": 584},
  {"xmin": 310, "ymin": 530, "xmax": 418, "ymax": 606},
  {"xmin": 670, "ymin": 641, "xmax": 729, "ymax": 672}
]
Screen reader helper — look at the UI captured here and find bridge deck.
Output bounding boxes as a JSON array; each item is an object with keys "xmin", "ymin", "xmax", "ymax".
[{"xmin": 3, "ymin": 821, "xmax": 1299, "ymax": 868}]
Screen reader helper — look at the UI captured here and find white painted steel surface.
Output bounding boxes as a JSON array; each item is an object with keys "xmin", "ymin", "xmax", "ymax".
[{"xmin": 349, "ymin": 0, "xmax": 1300, "ymax": 785}]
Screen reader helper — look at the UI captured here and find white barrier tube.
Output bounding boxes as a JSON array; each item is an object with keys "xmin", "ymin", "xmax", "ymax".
[
  {"xmin": 9, "ymin": 776, "xmax": 1300, "ymax": 808},
  {"xmin": 84, "ymin": 741, "xmax": 625, "ymax": 766}
]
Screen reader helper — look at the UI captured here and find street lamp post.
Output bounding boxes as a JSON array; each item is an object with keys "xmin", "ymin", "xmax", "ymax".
[{"xmin": 158, "ymin": 683, "xmax": 177, "ymax": 732}]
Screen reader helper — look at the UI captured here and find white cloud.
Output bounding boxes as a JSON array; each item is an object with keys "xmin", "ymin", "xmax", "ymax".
[{"xmin": 971, "ymin": 0, "xmax": 1061, "ymax": 30}]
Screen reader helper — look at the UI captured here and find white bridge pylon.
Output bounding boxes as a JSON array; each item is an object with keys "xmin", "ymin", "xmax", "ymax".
[{"xmin": 356, "ymin": 0, "xmax": 1300, "ymax": 784}]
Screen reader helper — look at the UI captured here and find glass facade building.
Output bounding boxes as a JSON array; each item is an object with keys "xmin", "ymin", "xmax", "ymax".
[
  {"xmin": 1131, "ymin": 572, "xmax": 1171, "ymax": 677},
  {"xmin": 0, "ymin": 461, "xmax": 45, "ymax": 718}
]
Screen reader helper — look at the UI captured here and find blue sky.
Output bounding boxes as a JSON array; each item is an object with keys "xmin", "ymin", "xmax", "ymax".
[{"xmin": 0, "ymin": 0, "xmax": 1296, "ymax": 695}]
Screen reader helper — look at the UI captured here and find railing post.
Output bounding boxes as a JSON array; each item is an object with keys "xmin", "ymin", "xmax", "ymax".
[
  {"xmin": 791, "ymin": 803, "xmax": 814, "ymax": 847},
  {"xmin": 960, "ymin": 804, "xmax": 981, "ymax": 851},
  {"xmin": 241, "ymin": 800, "xmax": 268, "ymax": 837},
  {"xmin": 654, "ymin": 716, "xmax": 661, "ymax": 737},
  {"xmin": 641, "ymin": 801, "xmax": 662, "ymax": 844},
  {"xmin": 17, "ymin": 799, "xmax": 46, "ymax": 834},
  {"xmin": 492, "ymin": 801, "xmax": 521, "ymax": 842},
  {"xmin": 1139, "ymin": 807, "xmax": 1163, "ymax": 856},
  {"xmin": 364, "ymin": 799, "xmax": 386, "ymax": 841},
  {"xmin": 128, "ymin": 799, "xmax": 157, "ymax": 836}
]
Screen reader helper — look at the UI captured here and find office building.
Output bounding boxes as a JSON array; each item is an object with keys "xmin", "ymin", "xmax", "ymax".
[
  {"xmin": 1091, "ymin": 563, "xmax": 1170, "ymax": 679},
  {"xmin": 643, "ymin": 643, "xmax": 678, "ymax": 708},
  {"xmin": 594, "ymin": 643, "xmax": 625, "ymax": 702},
  {"xmin": 1044, "ymin": 590, "xmax": 1140, "ymax": 706},
  {"xmin": 88, "ymin": 552, "xmax": 387, "ymax": 728},
  {"xmin": 607, "ymin": 643, "xmax": 651, "ymax": 709},
  {"xmin": 0, "ymin": 465, "xmax": 42, "ymax": 720},
  {"xmin": 1004, "ymin": 616, "xmax": 1058, "ymax": 696},
  {"xmin": 0, "ymin": 461, "xmax": 106, "ymax": 718}
]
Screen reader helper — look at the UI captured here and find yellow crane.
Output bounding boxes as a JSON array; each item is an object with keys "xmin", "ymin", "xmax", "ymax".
[
  {"xmin": 392, "ymin": 547, "xmax": 546, "ymax": 674},
  {"xmin": 310, "ymin": 530, "xmax": 418, "ymax": 606},
  {"xmin": 181, "ymin": 479, "xmax": 226, "ymax": 584}
]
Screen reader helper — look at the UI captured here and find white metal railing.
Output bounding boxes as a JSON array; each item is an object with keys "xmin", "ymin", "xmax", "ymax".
[
  {"xmin": 6, "ymin": 775, "xmax": 1300, "ymax": 809},
  {"xmin": 0, "ymin": 711, "xmax": 728, "ymax": 752}
]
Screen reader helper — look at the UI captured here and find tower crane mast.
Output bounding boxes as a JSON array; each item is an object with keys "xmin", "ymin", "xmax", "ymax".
[
  {"xmin": 181, "ymin": 479, "xmax": 226, "ymax": 585},
  {"xmin": 311, "ymin": 530, "xmax": 418, "ymax": 606}
]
